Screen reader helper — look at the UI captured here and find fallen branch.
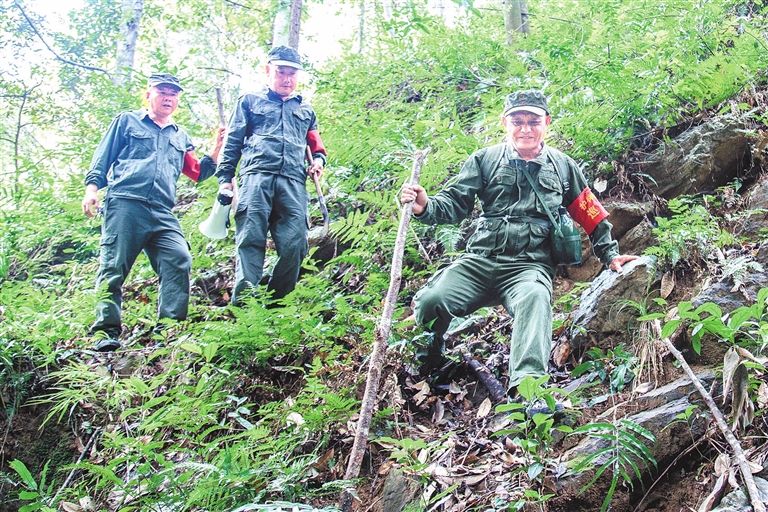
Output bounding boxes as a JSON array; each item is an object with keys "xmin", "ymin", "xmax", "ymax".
[
  {"xmin": 339, "ymin": 148, "xmax": 429, "ymax": 511},
  {"xmin": 462, "ymin": 353, "xmax": 506, "ymax": 403},
  {"xmin": 652, "ymin": 319, "xmax": 765, "ymax": 512},
  {"xmin": 51, "ymin": 427, "xmax": 102, "ymax": 503}
]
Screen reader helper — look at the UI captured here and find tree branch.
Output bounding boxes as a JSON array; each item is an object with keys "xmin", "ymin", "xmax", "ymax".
[
  {"xmin": 339, "ymin": 148, "xmax": 430, "ymax": 512},
  {"xmin": 197, "ymin": 66, "xmax": 242, "ymax": 77},
  {"xmin": 652, "ymin": 320, "xmax": 765, "ymax": 512},
  {"xmin": 14, "ymin": 1, "xmax": 110, "ymax": 76}
]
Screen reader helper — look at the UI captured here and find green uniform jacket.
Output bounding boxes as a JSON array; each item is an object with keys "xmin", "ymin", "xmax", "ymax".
[
  {"xmin": 85, "ymin": 110, "xmax": 215, "ymax": 210},
  {"xmin": 416, "ymin": 142, "xmax": 620, "ymax": 267},
  {"xmin": 216, "ymin": 89, "xmax": 323, "ymax": 185}
]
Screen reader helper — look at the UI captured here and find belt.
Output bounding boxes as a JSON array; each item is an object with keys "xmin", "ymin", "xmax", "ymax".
[{"xmin": 481, "ymin": 215, "xmax": 551, "ymax": 228}]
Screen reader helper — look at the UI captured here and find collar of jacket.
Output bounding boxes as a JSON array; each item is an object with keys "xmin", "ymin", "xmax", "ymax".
[
  {"xmin": 504, "ymin": 142, "xmax": 549, "ymax": 166},
  {"xmin": 266, "ymin": 88, "xmax": 303, "ymax": 103},
  {"xmin": 139, "ymin": 109, "xmax": 179, "ymax": 130}
]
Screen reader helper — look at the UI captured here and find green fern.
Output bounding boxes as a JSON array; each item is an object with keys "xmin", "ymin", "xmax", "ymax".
[{"xmin": 569, "ymin": 419, "xmax": 657, "ymax": 512}]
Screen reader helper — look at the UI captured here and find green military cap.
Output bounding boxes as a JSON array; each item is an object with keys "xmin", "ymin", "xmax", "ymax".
[
  {"xmin": 147, "ymin": 73, "xmax": 183, "ymax": 91},
  {"xmin": 267, "ymin": 46, "xmax": 303, "ymax": 70},
  {"xmin": 504, "ymin": 89, "xmax": 549, "ymax": 117}
]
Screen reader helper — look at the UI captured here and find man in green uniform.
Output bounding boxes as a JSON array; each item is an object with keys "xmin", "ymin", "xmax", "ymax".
[
  {"xmin": 400, "ymin": 90, "xmax": 636, "ymax": 395},
  {"xmin": 83, "ymin": 73, "xmax": 224, "ymax": 351},
  {"xmin": 216, "ymin": 46, "xmax": 327, "ymax": 305}
]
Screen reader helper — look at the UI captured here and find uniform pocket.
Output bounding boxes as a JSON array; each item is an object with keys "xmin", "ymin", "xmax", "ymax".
[
  {"xmin": 126, "ymin": 128, "xmax": 155, "ymax": 159},
  {"xmin": 493, "ymin": 166, "xmax": 517, "ymax": 187},
  {"xmin": 291, "ymin": 108, "xmax": 311, "ymax": 130},
  {"xmin": 527, "ymin": 223, "xmax": 551, "ymax": 255},
  {"xmin": 100, "ymin": 233, "xmax": 118, "ymax": 268},
  {"xmin": 167, "ymin": 136, "xmax": 186, "ymax": 168},
  {"xmin": 248, "ymin": 104, "xmax": 277, "ymax": 137},
  {"xmin": 466, "ymin": 218, "xmax": 501, "ymax": 256}
]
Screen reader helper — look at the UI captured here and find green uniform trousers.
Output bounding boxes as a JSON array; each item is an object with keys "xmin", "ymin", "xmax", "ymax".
[
  {"xmin": 413, "ymin": 255, "xmax": 553, "ymax": 389},
  {"xmin": 232, "ymin": 173, "xmax": 308, "ymax": 304},
  {"xmin": 92, "ymin": 197, "xmax": 192, "ymax": 335}
]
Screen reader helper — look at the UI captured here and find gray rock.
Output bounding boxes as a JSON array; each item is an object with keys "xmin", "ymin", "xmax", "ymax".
[
  {"xmin": 711, "ymin": 477, "xmax": 768, "ymax": 512},
  {"xmin": 589, "ymin": 371, "xmax": 716, "ymax": 417},
  {"xmin": 375, "ymin": 468, "xmax": 421, "ymax": 512},
  {"xmin": 556, "ymin": 392, "xmax": 710, "ymax": 496},
  {"xmin": 603, "ymin": 200, "xmax": 656, "ymax": 241},
  {"xmin": 693, "ymin": 242, "xmax": 768, "ymax": 313},
  {"xmin": 738, "ymin": 175, "xmax": 768, "ymax": 237},
  {"xmin": 570, "ymin": 256, "xmax": 659, "ymax": 349},
  {"xmin": 640, "ymin": 115, "xmax": 750, "ymax": 199},
  {"xmin": 616, "ymin": 219, "xmax": 655, "ymax": 256}
]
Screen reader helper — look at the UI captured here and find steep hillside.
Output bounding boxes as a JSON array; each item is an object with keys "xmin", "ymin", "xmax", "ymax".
[{"xmin": 2, "ymin": 2, "xmax": 768, "ymax": 511}]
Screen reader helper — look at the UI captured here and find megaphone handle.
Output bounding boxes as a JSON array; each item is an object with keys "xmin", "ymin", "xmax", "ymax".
[{"xmin": 231, "ymin": 177, "xmax": 239, "ymax": 211}]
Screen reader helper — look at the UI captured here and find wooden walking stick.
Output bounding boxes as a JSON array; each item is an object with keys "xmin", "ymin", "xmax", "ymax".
[
  {"xmin": 652, "ymin": 320, "xmax": 766, "ymax": 512},
  {"xmin": 339, "ymin": 148, "xmax": 430, "ymax": 511}
]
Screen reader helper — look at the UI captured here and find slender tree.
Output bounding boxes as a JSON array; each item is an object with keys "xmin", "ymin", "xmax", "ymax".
[
  {"xmin": 273, "ymin": 0, "xmax": 302, "ymax": 49},
  {"xmin": 114, "ymin": 0, "xmax": 144, "ymax": 86},
  {"xmin": 503, "ymin": 0, "xmax": 529, "ymax": 44}
]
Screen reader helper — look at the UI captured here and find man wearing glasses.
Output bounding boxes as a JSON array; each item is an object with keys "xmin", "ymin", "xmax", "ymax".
[{"xmin": 400, "ymin": 89, "xmax": 636, "ymax": 400}]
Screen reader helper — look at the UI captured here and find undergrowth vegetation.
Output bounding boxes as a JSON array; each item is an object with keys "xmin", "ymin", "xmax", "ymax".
[{"xmin": 2, "ymin": 0, "xmax": 768, "ymax": 510}]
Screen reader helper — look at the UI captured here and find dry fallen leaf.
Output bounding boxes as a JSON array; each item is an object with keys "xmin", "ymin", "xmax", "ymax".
[
  {"xmin": 552, "ymin": 340, "xmax": 572, "ymax": 367},
  {"xmin": 660, "ymin": 271, "xmax": 676, "ymax": 299},
  {"xmin": 432, "ymin": 399, "xmax": 445, "ymax": 424},
  {"xmin": 476, "ymin": 398, "xmax": 492, "ymax": 419},
  {"xmin": 714, "ymin": 452, "xmax": 730, "ymax": 476},
  {"xmin": 413, "ymin": 380, "xmax": 431, "ymax": 405},
  {"xmin": 757, "ymin": 382, "xmax": 768, "ymax": 409},
  {"xmin": 60, "ymin": 503, "xmax": 83, "ymax": 512},
  {"xmin": 463, "ymin": 472, "xmax": 488, "ymax": 486}
]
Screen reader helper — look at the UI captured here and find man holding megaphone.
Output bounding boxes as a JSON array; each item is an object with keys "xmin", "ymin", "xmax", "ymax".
[
  {"xmin": 216, "ymin": 46, "xmax": 327, "ymax": 305},
  {"xmin": 82, "ymin": 73, "xmax": 225, "ymax": 352}
]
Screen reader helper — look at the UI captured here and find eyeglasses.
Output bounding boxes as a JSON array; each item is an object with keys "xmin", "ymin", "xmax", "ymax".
[{"xmin": 507, "ymin": 119, "xmax": 544, "ymax": 129}]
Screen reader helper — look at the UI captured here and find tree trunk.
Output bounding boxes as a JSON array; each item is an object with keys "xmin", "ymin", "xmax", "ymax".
[
  {"xmin": 114, "ymin": 0, "xmax": 144, "ymax": 87},
  {"xmin": 520, "ymin": 0, "xmax": 530, "ymax": 34},
  {"xmin": 272, "ymin": 0, "xmax": 291, "ymax": 47},
  {"xmin": 357, "ymin": 0, "xmax": 365, "ymax": 53},
  {"xmin": 288, "ymin": 0, "xmax": 302, "ymax": 50},
  {"xmin": 502, "ymin": 0, "xmax": 528, "ymax": 45}
]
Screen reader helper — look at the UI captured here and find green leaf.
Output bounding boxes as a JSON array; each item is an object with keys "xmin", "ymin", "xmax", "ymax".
[
  {"xmin": 660, "ymin": 319, "xmax": 681, "ymax": 339},
  {"xmin": 9, "ymin": 459, "xmax": 37, "ymax": 489},
  {"xmin": 528, "ymin": 462, "xmax": 545, "ymax": 480},
  {"xmin": 180, "ymin": 342, "xmax": 203, "ymax": 355}
]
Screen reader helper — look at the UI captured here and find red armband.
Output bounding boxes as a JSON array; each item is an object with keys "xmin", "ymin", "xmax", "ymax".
[
  {"xmin": 566, "ymin": 187, "xmax": 609, "ymax": 235},
  {"xmin": 306, "ymin": 130, "xmax": 327, "ymax": 157},
  {"xmin": 182, "ymin": 152, "xmax": 201, "ymax": 182}
]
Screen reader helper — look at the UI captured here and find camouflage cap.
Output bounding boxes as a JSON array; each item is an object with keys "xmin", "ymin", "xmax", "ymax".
[
  {"xmin": 503, "ymin": 89, "xmax": 549, "ymax": 117},
  {"xmin": 147, "ymin": 73, "xmax": 183, "ymax": 91},
  {"xmin": 267, "ymin": 45, "xmax": 303, "ymax": 70}
]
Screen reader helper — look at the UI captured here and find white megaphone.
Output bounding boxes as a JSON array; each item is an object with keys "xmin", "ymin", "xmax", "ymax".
[{"xmin": 199, "ymin": 189, "xmax": 234, "ymax": 240}]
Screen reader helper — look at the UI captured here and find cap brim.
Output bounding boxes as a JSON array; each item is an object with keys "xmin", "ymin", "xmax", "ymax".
[
  {"xmin": 151, "ymin": 82, "xmax": 183, "ymax": 92},
  {"xmin": 269, "ymin": 59, "xmax": 303, "ymax": 70},
  {"xmin": 504, "ymin": 106, "xmax": 547, "ymax": 117}
]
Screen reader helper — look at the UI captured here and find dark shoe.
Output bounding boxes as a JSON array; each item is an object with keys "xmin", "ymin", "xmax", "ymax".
[
  {"xmin": 93, "ymin": 337, "xmax": 121, "ymax": 352},
  {"xmin": 417, "ymin": 350, "xmax": 448, "ymax": 377}
]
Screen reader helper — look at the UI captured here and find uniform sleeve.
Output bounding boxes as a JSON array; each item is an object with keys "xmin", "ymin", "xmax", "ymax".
[
  {"xmin": 305, "ymin": 108, "xmax": 327, "ymax": 165},
  {"xmin": 85, "ymin": 114, "xmax": 126, "ymax": 189},
  {"xmin": 216, "ymin": 95, "xmax": 250, "ymax": 184},
  {"xmin": 562, "ymin": 156, "xmax": 619, "ymax": 265},
  {"xmin": 417, "ymin": 150, "xmax": 484, "ymax": 226}
]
